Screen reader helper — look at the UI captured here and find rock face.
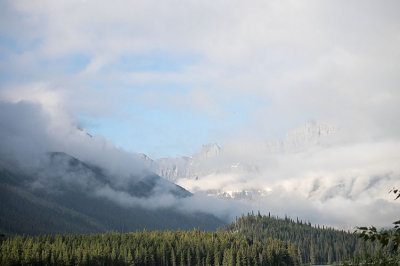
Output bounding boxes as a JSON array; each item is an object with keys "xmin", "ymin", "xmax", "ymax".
[
  {"xmin": 195, "ymin": 143, "xmax": 221, "ymax": 159},
  {"xmin": 149, "ymin": 121, "xmax": 337, "ymax": 201},
  {"xmin": 152, "ymin": 143, "xmax": 222, "ymax": 182},
  {"xmin": 256, "ymin": 121, "xmax": 337, "ymax": 154},
  {"xmin": 155, "ymin": 156, "xmax": 192, "ymax": 182},
  {"xmin": 283, "ymin": 121, "xmax": 336, "ymax": 152}
]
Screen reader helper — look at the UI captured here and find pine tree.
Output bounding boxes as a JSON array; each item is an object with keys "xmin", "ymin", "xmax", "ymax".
[
  {"xmin": 310, "ymin": 241, "xmax": 316, "ymax": 265},
  {"xmin": 222, "ymin": 249, "xmax": 233, "ymax": 266},
  {"xmin": 171, "ymin": 248, "xmax": 176, "ymax": 266},
  {"xmin": 180, "ymin": 251, "xmax": 185, "ymax": 266},
  {"xmin": 328, "ymin": 246, "xmax": 333, "ymax": 264}
]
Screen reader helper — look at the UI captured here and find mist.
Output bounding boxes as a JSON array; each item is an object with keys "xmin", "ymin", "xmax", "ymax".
[
  {"xmin": 0, "ymin": 100, "xmax": 247, "ymax": 222},
  {"xmin": 0, "ymin": 100, "xmax": 147, "ymax": 175},
  {"xmin": 1, "ymin": 0, "xmax": 400, "ymax": 229},
  {"xmin": 171, "ymin": 123, "xmax": 400, "ymax": 228}
]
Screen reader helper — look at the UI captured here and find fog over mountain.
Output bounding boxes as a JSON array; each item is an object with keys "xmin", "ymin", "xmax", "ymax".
[
  {"xmin": 1, "ymin": 99, "xmax": 398, "ymax": 230},
  {"xmin": 1, "ymin": 0, "xmax": 400, "ymax": 232},
  {"xmin": 153, "ymin": 121, "xmax": 337, "ymax": 182},
  {"xmin": 0, "ymin": 100, "xmax": 247, "ymax": 232},
  {"xmin": 152, "ymin": 121, "xmax": 400, "ymax": 228}
]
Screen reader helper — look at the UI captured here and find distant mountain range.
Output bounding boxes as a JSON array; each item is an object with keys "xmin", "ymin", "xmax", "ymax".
[
  {"xmin": 145, "ymin": 121, "xmax": 338, "ymax": 201},
  {"xmin": 0, "ymin": 152, "xmax": 224, "ymax": 235}
]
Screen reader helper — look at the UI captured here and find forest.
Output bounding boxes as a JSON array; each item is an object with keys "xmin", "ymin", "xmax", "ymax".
[
  {"xmin": 222, "ymin": 213, "xmax": 362, "ymax": 264},
  {"xmin": 223, "ymin": 212, "xmax": 400, "ymax": 265},
  {"xmin": 1, "ymin": 213, "xmax": 399, "ymax": 265},
  {"xmin": 0, "ymin": 230, "xmax": 299, "ymax": 266}
]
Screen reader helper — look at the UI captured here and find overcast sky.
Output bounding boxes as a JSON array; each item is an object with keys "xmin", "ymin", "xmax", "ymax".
[{"xmin": 1, "ymin": 0, "xmax": 399, "ymax": 158}]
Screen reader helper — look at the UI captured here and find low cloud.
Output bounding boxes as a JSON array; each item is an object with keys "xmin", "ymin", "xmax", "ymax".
[
  {"xmin": 1, "ymin": 0, "xmax": 400, "ymax": 227},
  {"xmin": 0, "ymin": 100, "xmax": 147, "ymax": 177},
  {"xmin": 0, "ymin": 99, "xmax": 245, "ymax": 221},
  {"xmin": 171, "ymin": 124, "xmax": 400, "ymax": 228}
]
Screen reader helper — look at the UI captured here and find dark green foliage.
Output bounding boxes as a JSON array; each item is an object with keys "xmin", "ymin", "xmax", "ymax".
[
  {"xmin": 356, "ymin": 188, "xmax": 400, "ymax": 252},
  {"xmin": 222, "ymin": 213, "xmax": 364, "ymax": 264},
  {"xmin": 345, "ymin": 188, "xmax": 400, "ymax": 265},
  {"xmin": 0, "ymin": 231, "xmax": 300, "ymax": 266}
]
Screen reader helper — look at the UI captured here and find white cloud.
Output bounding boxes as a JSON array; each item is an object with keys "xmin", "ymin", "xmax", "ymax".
[
  {"xmin": 2, "ymin": 0, "xmax": 399, "ymax": 136},
  {"xmin": 168, "ymin": 122, "xmax": 400, "ymax": 228},
  {"xmin": 1, "ymin": 0, "xmax": 400, "ymax": 227}
]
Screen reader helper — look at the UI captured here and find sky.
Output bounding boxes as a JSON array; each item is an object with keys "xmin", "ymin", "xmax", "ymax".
[
  {"xmin": 1, "ymin": 0, "xmax": 400, "ymax": 227},
  {"xmin": 1, "ymin": 0, "xmax": 398, "ymax": 159}
]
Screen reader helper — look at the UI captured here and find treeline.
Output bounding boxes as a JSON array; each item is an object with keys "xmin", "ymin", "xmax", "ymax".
[
  {"xmin": 222, "ymin": 213, "xmax": 366, "ymax": 264},
  {"xmin": 0, "ymin": 230, "xmax": 300, "ymax": 266}
]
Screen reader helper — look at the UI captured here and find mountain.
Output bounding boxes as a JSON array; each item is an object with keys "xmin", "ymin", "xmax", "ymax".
[
  {"xmin": 0, "ymin": 152, "xmax": 224, "ymax": 235},
  {"xmin": 149, "ymin": 121, "xmax": 337, "ymax": 200},
  {"xmin": 283, "ymin": 120, "xmax": 336, "ymax": 152},
  {"xmin": 153, "ymin": 143, "xmax": 221, "ymax": 183}
]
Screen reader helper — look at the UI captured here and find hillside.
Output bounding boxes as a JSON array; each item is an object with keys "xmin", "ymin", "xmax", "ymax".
[
  {"xmin": 0, "ymin": 152, "xmax": 224, "ymax": 235},
  {"xmin": 222, "ymin": 213, "xmax": 366, "ymax": 264}
]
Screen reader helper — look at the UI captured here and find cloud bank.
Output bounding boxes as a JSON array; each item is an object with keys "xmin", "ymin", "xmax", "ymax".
[
  {"xmin": 1, "ymin": 0, "xmax": 400, "ymax": 156},
  {"xmin": 0, "ymin": 100, "xmax": 146, "ymax": 176},
  {"xmin": 162, "ymin": 123, "xmax": 400, "ymax": 228},
  {"xmin": 1, "ymin": 0, "xmax": 400, "ymax": 227},
  {"xmin": 0, "ymin": 100, "xmax": 246, "ymax": 221}
]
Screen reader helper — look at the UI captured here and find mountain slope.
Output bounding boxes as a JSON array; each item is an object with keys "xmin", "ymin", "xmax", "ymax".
[{"xmin": 0, "ymin": 152, "xmax": 224, "ymax": 235}]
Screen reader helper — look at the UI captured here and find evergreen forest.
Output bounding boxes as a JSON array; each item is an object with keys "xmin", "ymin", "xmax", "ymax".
[
  {"xmin": 222, "ymin": 213, "xmax": 366, "ymax": 264},
  {"xmin": 2, "ymin": 212, "xmax": 398, "ymax": 265},
  {"xmin": 0, "ymin": 230, "xmax": 299, "ymax": 266}
]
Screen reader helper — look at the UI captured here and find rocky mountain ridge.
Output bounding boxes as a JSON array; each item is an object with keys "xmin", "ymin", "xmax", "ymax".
[{"xmin": 146, "ymin": 121, "xmax": 338, "ymax": 200}]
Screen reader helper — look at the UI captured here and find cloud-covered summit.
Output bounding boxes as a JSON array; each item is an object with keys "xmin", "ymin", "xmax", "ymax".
[
  {"xmin": 0, "ymin": 100, "xmax": 146, "ymax": 177},
  {"xmin": 1, "ymin": 0, "xmax": 400, "ymax": 228},
  {"xmin": 0, "ymin": 99, "xmax": 247, "ymax": 223},
  {"xmin": 153, "ymin": 121, "xmax": 400, "ymax": 228}
]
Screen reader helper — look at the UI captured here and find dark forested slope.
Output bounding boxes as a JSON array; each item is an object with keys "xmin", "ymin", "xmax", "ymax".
[
  {"xmin": 222, "ymin": 213, "xmax": 365, "ymax": 264},
  {"xmin": 0, "ymin": 152, "xmax": 224, "ymax": 235}
]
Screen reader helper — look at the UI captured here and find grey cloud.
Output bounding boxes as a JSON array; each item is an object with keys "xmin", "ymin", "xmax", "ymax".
[
  {"xmin": 0, "ymin": 100, "xmax": 244, "ymax": 221},
  {"xmin": 0, "ymin": 100, "xmax": 147, "ymax": 177},
  {"xmin": 0, "ymin": 101, "xmax": 54, "ymax": 167}
]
